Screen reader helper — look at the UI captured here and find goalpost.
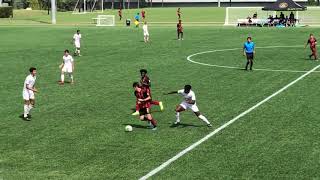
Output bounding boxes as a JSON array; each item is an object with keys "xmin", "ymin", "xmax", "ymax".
[{"xmin": 95, "ymin": 15, "xmax": 115, "ymax": 26}]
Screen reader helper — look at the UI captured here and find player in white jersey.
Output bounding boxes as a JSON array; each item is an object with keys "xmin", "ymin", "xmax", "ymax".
[
  {"xmin": 166, "ymin": 85, "xmax": 212, "ymax": 127},
  {"xmin": 73, "ymin": 30, "xmax": 82, "ymax": 56},
  {"xmin": 143, "ymin": 21, "xmax": 149, "ymax": 43},
  {"xmin": 59, "ymin": 49, "xmax": 74, "ymax": 85},
  {"xmin": 21, "ymin": 67, "xmax": 38, "ymax": 121}
]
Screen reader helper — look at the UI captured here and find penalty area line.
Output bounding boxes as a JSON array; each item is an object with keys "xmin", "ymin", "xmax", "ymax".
[{"xmin": 139, "ymin": 64, "xmax": 320, "ymax": 180}]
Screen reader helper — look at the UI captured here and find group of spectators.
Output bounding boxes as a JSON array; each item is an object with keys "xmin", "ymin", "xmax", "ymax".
[{"xmin": 267, "ymin": 12, "xmax": 297, "ymax": 27}]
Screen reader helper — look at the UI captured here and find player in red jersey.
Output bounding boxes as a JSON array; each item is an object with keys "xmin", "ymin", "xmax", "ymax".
[
  {"xmin": 305, "ymin": 33, "xmax": 318, "ymax": 60},
  {"xmin": 141, "ymin": 9, "xmax": 146, "ymax": 20},
  {"xmin": 133, "ymin": 82, "xmax": 158, "ymax": 130},
  {"xmin": 118, "ymin": 8, "xmax": 122, "ymax": 20},
  {"xmin": 132, "ymin": 69, "xmax": 163, "ymax": 115},
  {"xmin": 177, "ymin": 20, "xmax": 183, "ymax": 40},
  {"xmin": 177, "ymin": 8, "xmax": 181, "ymax": 19}
]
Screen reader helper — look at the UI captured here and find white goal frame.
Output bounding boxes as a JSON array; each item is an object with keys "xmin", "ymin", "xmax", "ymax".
[{"xmin": 95, "ymin": 15, "xmax": 115, "ymax": 27}]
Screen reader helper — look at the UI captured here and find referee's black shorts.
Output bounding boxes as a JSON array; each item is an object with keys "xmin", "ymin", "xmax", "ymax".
[{"xmin": 246, "ymin": 52, "xmax": 254, "ymax": 60}]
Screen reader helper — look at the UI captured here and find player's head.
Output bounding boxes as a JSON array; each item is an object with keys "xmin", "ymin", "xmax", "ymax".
[
  {"xmin": 178, "ymin": 20, "xmax": 182, "ymax": 23},
  {"xmin": 133, "ymin": 82, "xmax": 141, "ymax": 91},
  {"xmin": 310, "ymin": 33, "xmax": 314, "ymax": 38},
  {"xmin": 29, "ymin": 67, "xmax": 37, "ymax": 76},
  {"xmin": 140, "ymin": 69, "xmax": 147, "ymax": 77},
  {"xmin": 184, "ymin": 85, "xmax": 192, "ymax": 93},
  {"xmin": 144, "ymin": 21, "xmax": 147, "ymax": 25},
  {"xmin": 247, "ymin": 36, "xmax": 252, "ymax": 42},
  {"xmin": 64, "ymin": 49, "xmax": 69, "ymax": 55},
  {"xmin": 77, "ymin": 30, "xmax": 80, "ymax": 34}
]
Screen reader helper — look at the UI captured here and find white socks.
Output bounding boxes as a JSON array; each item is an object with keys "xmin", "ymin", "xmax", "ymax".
[
  {"xmin": 69, "ymin": 74, "xmax": 73, "ymax": 82},
  {"xmin": 198, "ymin": 115, "xmax": 210, "ymax": 125},
  {"xmin": 175, "ymin": 112, "xmax": 180, "ymax": 123},
  {"xmin": 23, "ymin": 104, "xmax": 33, "ymax": 118},
  {"xmin": 61, "ymin": 74, "xmax": 65, "ymax": 82}
]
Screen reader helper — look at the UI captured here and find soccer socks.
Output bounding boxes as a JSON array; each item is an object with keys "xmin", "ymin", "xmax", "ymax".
[
  {"xmin": 175, "ymin": 112, "xmax": 180, "ymax": 123},
  {"xmin": 61, "ymin": 74, "xmax": 65, "ymax": 83},
  {"xmin": 250, "ymin": 61, "xmax": 253, "ymax": 70},
  {"xmin": 28, "ymin": 104, "xmax": 33, "ymax": 115},
  {"xmin": 150, "ymin": 118, "xmax": 157, "ymax": 127},
  {"xmin": 151, "ymin": 100, "xmax": 160, "ymax": 105},
  {"xmin": 23, "ymin": 104, "xmax": 29, "ymax": 118},
  {"xmin": 198, "ymin": 115, "xmax": 210, "ymax": 125},
  {"xmin": 69, "ymin": 74, "xmax": 74, "ymax": 83}
]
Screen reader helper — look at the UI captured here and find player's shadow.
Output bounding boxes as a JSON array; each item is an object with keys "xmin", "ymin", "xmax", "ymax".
[
  {"xmin": 170, "ymin": 123, "xmax": 201, "ymax": 128},
  {"xmin": 123, "ymin": 123, "xmax": 149, "ymax": 129}
]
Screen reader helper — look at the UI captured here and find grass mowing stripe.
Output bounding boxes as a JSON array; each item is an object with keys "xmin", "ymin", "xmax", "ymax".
[{"xmin": 139, "ymin": 64, "xmax": 320, "ymax": 180}]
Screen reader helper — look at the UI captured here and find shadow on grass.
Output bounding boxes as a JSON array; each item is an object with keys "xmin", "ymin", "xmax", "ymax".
[
  {"xmin": 170, "ymin": 123, "xmax": 201, "ymax": 128},
  {"xmin": 122, "ymin": 123, "xmax": 149, "ymax": 129}
]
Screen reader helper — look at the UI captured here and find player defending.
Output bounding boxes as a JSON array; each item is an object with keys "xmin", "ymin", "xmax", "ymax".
[
  {"xmin": 132, "ymin": 69, "xmax": 163, "ymax": 115},
  {"xmin": 59, "ymin": 50, "xmax": 75, "ymax": 85},
  {"xmin": 21, "ymin": 67, "xmax": 38, "ymax": 121},
  {"xmin": 165, "ymin": 85, "xmax": 212, "ymax": 127},
  {"xmin": 73, "ymin": 30, "xmax": 82, "ymax": 56},
  {"xmin": 143, "ymin": 21, "xmax": 149, "ymax": 43},
  {"xmin": 133, "ymin": 82, "xmax": 158, "ymax": 130},
  {"xmin": 177, "ymin": 20, "xmax": 183, "ymax": 40},
  {"xmin": 305, "ymin": 34, "xmax": 318, "ymax": 60},
  {"xmin": 243, "ymin": 36, "xmax": 255, "ymax": 71}
]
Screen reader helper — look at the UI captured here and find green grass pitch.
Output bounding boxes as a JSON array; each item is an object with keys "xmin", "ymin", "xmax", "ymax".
[{"xmin": 1, "ymin": 8, "xmax": 320, "ymax": 180}]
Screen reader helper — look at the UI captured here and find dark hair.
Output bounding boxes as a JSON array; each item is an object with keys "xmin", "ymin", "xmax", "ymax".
[
  {"xmin": 133, "ymin": 82, "xmax": 140, "ymax": 88},
  {"xmin": 140, "ymin": 69, "xmax": 147, "ymax": 74},
  {"xmin": 64, "ymin": 49, "xmax": 69, "ymax": 53},
  {"xmin": 77, "ymin": 30, "xmax": 80, "ymax": 33},
  {"xmin": 310, "ymin": 33, "xmax": 314, "ymax": 36},
  {"xmin": 29, "ymin": 67, "xmax": 36, "ymax": 72},
  {"xmin": 247, "ymin": 36, "xmax": 252, "ymax": 40},
  {"xmin": 184, "ymin": 84, "xmax": 192, "ymax": 91}
]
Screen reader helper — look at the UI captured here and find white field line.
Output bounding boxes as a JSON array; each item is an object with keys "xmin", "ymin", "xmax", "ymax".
[
  {"xmin": 139, "ymin": 64, "xmax": 320, "ymax": 180},
  {"xmin": 187, "ymin": 45, "xmax": 320, "ymax": 73}
]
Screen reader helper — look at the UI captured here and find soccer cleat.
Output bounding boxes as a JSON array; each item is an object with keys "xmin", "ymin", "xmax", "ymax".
[
  {"xmin": 207, "ymin": 124, "xmax": 212, "ymax": 127},
  {"xmin": 23, "ymin": 117, "xmax": 31, "ymax": 121},
  {"xmin": 27, "ymin": 114, "xmax": 32, "ymax": 118},
  {"xmin": 151, "ymin": 127, "xmax": 157, "ymax": 131},
  {"xmin": 159, "ymin": 102, "xmax": 164, "ymax": 111},
  {"xmin": 59, "ymin": 81, "xmax": 64, "ymax": 85},
  {"xmin": 131, "ymin": 111, "xmax": 139, "ymax": 116},
  {"xmin": 174, "ymin": 121, "xmax": 180, "ymax": 125}
]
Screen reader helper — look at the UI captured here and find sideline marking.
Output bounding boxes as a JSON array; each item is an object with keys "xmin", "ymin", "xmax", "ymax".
[
  {"xmin": 139, "ymin": 64, "xmax": 320, "ymax": 180},
  {"xmin": 187, "ymin": 45, "xmax": 320, "ymax": 73}
]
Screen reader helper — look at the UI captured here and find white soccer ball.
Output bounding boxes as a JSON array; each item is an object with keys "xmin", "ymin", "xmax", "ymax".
[{"xmin": 125, "ymin": 125, "xmax": 133, "ymax": 132}]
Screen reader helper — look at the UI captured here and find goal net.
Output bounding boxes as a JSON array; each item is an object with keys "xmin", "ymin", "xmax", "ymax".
[
  {"xmin": 96, "ymin": 15, "xmax": 115, "ymax": 26},
  {"xmin": 224, "ymin": 7, "xmax": 274, "ymax": 26},
  {"xmin": 298, "ymin": 7, "xmax": 320, "ymax": 26}
]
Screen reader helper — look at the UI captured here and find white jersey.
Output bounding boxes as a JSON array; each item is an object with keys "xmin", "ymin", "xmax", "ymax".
[
  {"xmin": 143, "ymin": 25, "xmax": 149, "ymax": 36},
  {"xmin": 73, "ymin": 33, "xmax": 81, "ymax": 44},
  {"xmin": 178, "ymin": 89, "xmax": 196, "ymax": 104},
  {"xmin": 63, "ymin": 55, "xmax": 74, "ymax": 67},
  {"xmin": 23, "ymin": 74, "xmax": 36, "ymax": 92}
]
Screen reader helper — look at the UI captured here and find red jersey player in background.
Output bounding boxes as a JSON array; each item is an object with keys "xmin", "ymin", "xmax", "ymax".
[
  {"xmin": 118, "ymin": 8, "xmax": 122, "ymax": 20},
  {"xmin": 132, "ymin": 69, "xmax": 163, "ymax": 115},
  {"xmin": 305, "ymin": 33, "xmax": 318, "ymax": 60},
  {"xmin": 133, "ymin": 82, "xmax": 158, "ymax": 130},
  {"xmin": 177, "ymin": 8, "xmax": 181, "ymax": 19},
  {"xmin": 141, "ymin": 9, "xmax": 146, "ymax": 20},
  {"xmin": 177, "ymin": 20, "xmax": 183, "ymax": 40}
]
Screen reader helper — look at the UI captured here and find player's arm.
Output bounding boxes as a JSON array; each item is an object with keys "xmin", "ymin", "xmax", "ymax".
[
  {"xmin": 26, "ymin": 84, "xmax": 37, "ymax": 93},
  {"xmin": 305, "ymin": 40, "xmax": 310, "ymax": 49},
  {"xmin": 59, "ymin": 60, "xmax": 64, "ymax": 69},
  {"xmin": 138, "ymin": 93, "xmax": 151, "ymax": 102},
  {"xmin": 243, "ymin": 46, "xmax": 246, "ymax": 56},
  {"xmin": 165, "ymin": 91, "xmax": 178, "ymax": 95},
  {"xmin": 72, "ymin": 61, "xmax": 75, "ymax": 71},
  {"xmin": 187, "ymin": 99, "xmax": 196, "ymax": 104}
]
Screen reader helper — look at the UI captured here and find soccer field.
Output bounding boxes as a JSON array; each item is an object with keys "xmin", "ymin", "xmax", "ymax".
[{"xmin": 1, "ymin": 19, "xmax": 320, "ymax": 179}]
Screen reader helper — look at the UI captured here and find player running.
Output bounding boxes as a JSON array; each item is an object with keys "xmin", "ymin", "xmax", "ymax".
[
  {"xmin": 177, "ymin": 20, "xmax": 184, "ymax": 40},
  {"xmin": 243, "ymin": 36, "xmax": 255, "ymax": 71},
  {"xmin": 118, "ymin": 8, "xmax": 122, "ymax": 20},
  {"xmin": 165, "ymin": 85, "xmax": 212, "ymax": 127},
  {"xmin": 73, "ymin": 30, "xmax": 82, "ymax": 56},
  {"xmin": 305, "ymin": 33, "xmax": 318, "ymax": 60},
  {"xmin": 21, "ymin": 67, "xmax": 38, "ymax": 121},
  {"xmin": 141, "ymin": 9, "xmax": 146, "ymax": 20},
  {"xmin": 177, "ymin": 8, "xmax": 181, "ymax": 19},
  {"xmin": 132, "ymin": 69, "xmax": 163, "ymax": 115},
  {"xmin": 59, "ymin": 50, "xmax": 75, "ymax": 85},
  {"xmin": 143, "ymin": 21, "xmax": 149, "ymax": 43},
  {"xmin": 133, "ymin": 82, "xmax": 158, "ymax": 130}
]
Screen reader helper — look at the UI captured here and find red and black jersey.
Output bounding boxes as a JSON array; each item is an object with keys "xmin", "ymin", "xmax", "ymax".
[
  {"xmin": 177, "ymin": 23, "xmax": 183, "ymax": 32},
  {"xmin": 134, "ymin": 88, "xmax": 150, "ymax": 109},
  {"xmin": 118, "ymin": 9, "xmax": 122, "ymax": 16},
  {"xmin": 308, "ymin": 38, "xmax": 317, "ymax": 48},
  {"xmin": 140, "ymin": 75, "xmax": 151, "ymax": 88},
  {"xmin": 141, "ymin": 10, "xmax": 145, "ymax": 17}
]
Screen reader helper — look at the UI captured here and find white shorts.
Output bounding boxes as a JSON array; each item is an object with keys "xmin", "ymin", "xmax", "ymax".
[
  {"xmin": 144, "ymin": 32, "xmax": 149, "ymax": 37},
  {"xmin": 75, "ymin": 42, "xmax": 80, "ymax": 48},
  {"xmin": 180, "ymin": 101, "xmax": 199, "ymax": 112},
  {"xmin": 62, "ymin": 65, "xmax": 73, "ymax": 73},
  {"xmin": 23, "ymin": 90, "xmax": 34, "ymax": 100}
]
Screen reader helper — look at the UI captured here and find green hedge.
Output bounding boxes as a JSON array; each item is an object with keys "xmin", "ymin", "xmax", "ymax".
[{"xmin": 0, "ymin": 6, "xmax": 13, "ymax": 18}]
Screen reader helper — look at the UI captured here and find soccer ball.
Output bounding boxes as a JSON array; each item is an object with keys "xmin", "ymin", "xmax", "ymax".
[{"xmin": 125, "ymin": 125, "xmax": 133, "ymax": 132}]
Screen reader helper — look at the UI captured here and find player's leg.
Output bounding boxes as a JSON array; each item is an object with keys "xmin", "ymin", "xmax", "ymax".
[
  {"xmin": 151, "ymin": 100, "xmax": 164, "ymax": 111},
  {"xmin": 181, "ymin": 32, "xmax": 184, "ymax": 40},
  {"xmin": 174, "ymin": 103, "xmax": 186, "ymax": 124},
  {"xmin": 177, "ymin": 30, "xmax": 180, "ymax": 40},
  {"xmin": 28, "ymin": 98, "xmax": 35, "ymax": 118},
  {"xmin": 193, "ymin": 110, "xmax": 212, "ymax": 127},
  {"xmin": 23, "ymin": 100, "xmax": 30, "ymax": 120},
  {"xmin": 60, "ymin": 70, "xmax": 65, "ymax": 84},
  {"xmin": 249, "ymin": 59, "xmax": 253, "ymax": 70},
  {"xmin": 146, "ymin": 112, "xmax": 157, "ymax": 130},
  {"xmin": 77, "ymin": 47, "xmax": 81, "ymax": 56},
  {"xmin": 146, "ymin": 35, "xmax": 149, "ymax": 42},
  {"xmin": 68, "ymin": 72, "xmax": 74, "ymax": 84},
  {"xmin": 132, "ymin": 102, "xmax": 140, "ymax": 116}
]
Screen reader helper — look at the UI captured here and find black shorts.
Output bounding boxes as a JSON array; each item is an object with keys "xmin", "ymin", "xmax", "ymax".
[
  {"xmin": 246, "ymin": 53, "xmax": 254, "ymax": 60},
  {"xmin": 139, "ymin": 108, "xmax": 150, "ymax": 116}
]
